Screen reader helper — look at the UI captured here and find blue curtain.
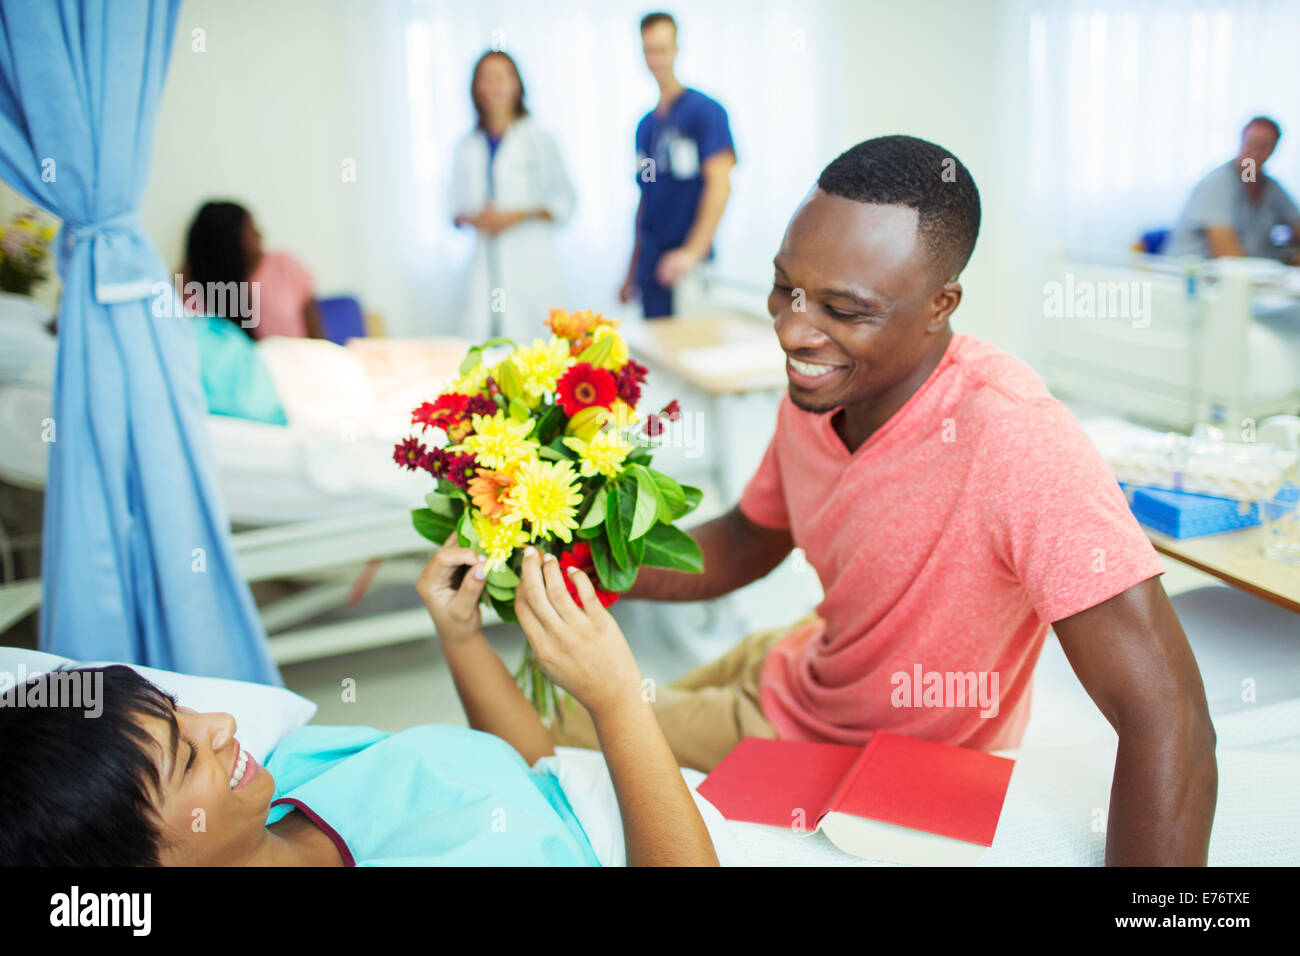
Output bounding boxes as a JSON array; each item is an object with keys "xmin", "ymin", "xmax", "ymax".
[{"xmin": 0, "ymin": 0, "xmax": 281, "ymax": 685}]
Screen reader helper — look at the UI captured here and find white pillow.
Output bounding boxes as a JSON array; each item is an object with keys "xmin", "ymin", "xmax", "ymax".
[{"xmin": 0, "ymin": 647, "xmax": 315, "ymax": 763}]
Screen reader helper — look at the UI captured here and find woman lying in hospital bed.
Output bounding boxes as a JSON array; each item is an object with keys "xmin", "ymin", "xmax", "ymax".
[{"xmin": 0, "ymin": 548, "xmax": 718, "ymax": 867}]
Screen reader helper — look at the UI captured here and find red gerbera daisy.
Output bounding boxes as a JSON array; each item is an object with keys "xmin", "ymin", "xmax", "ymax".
[
  {"xmin": 555, "ymin": 362, "xmax": 617, "ymax": 417},
  {"xmin": 412, "ymin": 393, "xmax": 470, "ymax": 432},
  {"xmin": 558, "ymin": 541, "xmax": 619, "ymax": 608}
]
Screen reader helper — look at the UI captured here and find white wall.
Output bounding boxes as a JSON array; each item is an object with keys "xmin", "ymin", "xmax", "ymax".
[
  {"xmin": 11, "ymin": 0, "xmax": 1031, "ymax": 350},
  {"xmin": 831, "ymin": 0, "xmax": 1029, "ymax": 351},
  {"xmin": 142, "ymin": 0, "xmax": 372, "ymax": 303}
]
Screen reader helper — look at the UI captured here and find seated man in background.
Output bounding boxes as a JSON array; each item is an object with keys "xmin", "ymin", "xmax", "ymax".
[
  {"xmin": 1166, "ymin": 115, "xmax": 1300, "ymax": 263},
  {"xmin": 553, "ymin": 134, "xmax": 1218, "ymax": 866}
]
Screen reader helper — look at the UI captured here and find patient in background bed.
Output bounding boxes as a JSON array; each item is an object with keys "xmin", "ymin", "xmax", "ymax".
[
  {"xmin": 179, "ymin": 201, "xmax": 324, "ymax": 340},
  {"xmin": 0, "ymin": 548, "xmax": 716, "ymax": 867}
]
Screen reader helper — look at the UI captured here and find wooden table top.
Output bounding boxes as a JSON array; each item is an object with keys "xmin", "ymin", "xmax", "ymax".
[
  {"xmin": 1144, "ymin": 525, "xmax": 1300, "ymax": 614},
  {"xmin": 621, "ymin": 312, "xmax": 789, "ymax": 395}
]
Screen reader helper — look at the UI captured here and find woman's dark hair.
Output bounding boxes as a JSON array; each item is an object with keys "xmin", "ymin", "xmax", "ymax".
[
  {"xmin": 0, "ymin": 665, "xmax": 177, "ymax": 866},
  {"xmin": 185, "ymin": 200, "xmax": 254, "ymax": 333},
  {"xmin": 470, "ymin": 50, "xmax": 528, "ymax": 130}
]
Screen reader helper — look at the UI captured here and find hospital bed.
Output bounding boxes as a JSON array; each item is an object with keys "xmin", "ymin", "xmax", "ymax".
[
  {"xmin": 9, "ymin": 571, "xmax": 1296, "ymax": 867},
  {"xmin": 1038, "ymin": 256, "xmax": 1300, "ymax": 432},
  {"xmin": 0, "ymin": 326, "xmax": 474, "ymax": 662}
]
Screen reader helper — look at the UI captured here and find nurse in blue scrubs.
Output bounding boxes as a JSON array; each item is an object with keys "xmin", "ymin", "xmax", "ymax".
[
  {"xmin": 0, "ymin": 548, "xmax": 717, "ymax": 867},
  {"xmin": 619, "ymin": 12, "xmax": 737, "ymax": 319}
]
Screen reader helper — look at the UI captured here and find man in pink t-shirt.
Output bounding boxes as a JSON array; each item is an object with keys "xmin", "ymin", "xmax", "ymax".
[{"xmin": 549, "ymin": 135, "xmax": 1217, "ymax": 865}]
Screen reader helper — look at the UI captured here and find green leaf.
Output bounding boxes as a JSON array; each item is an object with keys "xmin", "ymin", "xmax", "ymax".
[
  {"xmin": 425, "ymin": 491, "xmax": 461, "ymax": 518},
  {"xmin": 458, "ymin": 347, "xmax": 482, "ymax": 377},
  {"xmin": 489, "ymin": 593, "xmax": 518, "ymax": 624},
  {"xmin": 436, "ymin": 477, "xmax": 468, "ymax": 500},
  {"xmin": 456, "ymin": 509, "xmax": 480, "ymax": 550},
  {"xmin": 487, "ymin": 563, "xmax": 520, "ymax": 588},
  {"xmin": 580, "ymin": 486, "xmax": 607, "ymax": 530},
  {"xmin": 411, "ymin": 508, "xmax": 457, "ymax": 544},
  {"xmin": 546, "ymin": 436, "xmax": 578, "ymax": 459},
  {"xmin": 647, "ymin": 469, "xmax": 687, "ymax": 522},
  {"xmin": 508, "ymin": 398, "xmax": 531, "ymax": 422},
  {"xmin": 641, "ymin": 523, "xmax": 704, "ymax": 573},
  {"xmin": 486, "ymin": 582, "xmax": 516, "ymax": 602},
  {"xmin": 591, "ymin": 531, "xmax": 638, "ymax": 592},
  {"xmin": 628, "ymin": 465, "xmax": 661, "ymax": 540},
  {"xmin": 604, "ymin": 483, "xmax": 632, "ymax": 570},
  {"xmin": 680, "ymin": 484, "xmax": 703, "ymax": 516},
  {"xmin": 627, "ymin": 447, "xmax": 653, "ymax": 465},
  {"xmin": 534, "ymin": 402, "xmax": 566, "ymax": 444}
]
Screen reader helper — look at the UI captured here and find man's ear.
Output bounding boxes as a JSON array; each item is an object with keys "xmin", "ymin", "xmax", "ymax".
[{"xmin": 929, "ymin": 282, "xmax": 962, "ymax": 331}]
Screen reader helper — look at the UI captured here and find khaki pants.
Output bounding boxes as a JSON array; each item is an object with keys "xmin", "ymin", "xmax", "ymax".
[{"xmin": 548, "ymin": 617, "xmax": 807, "ymax": 773}]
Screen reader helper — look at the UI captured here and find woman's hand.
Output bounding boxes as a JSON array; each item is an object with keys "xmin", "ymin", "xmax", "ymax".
[
  {"xmin": 474, "ymin": 204, "xmax": 524, "ymax": 237},
  {"xmin": 416, "ymin": 533, "xmax": 488, "ymax": 645},
  {"xmin": 514, "ymin": 546, "xmax": 643, "ymax": 721}
]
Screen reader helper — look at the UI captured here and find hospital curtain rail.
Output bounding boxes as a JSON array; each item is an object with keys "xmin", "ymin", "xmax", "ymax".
[{"xmin": 0, "ymin": 0, "xmax": 281, "ymax": 684}]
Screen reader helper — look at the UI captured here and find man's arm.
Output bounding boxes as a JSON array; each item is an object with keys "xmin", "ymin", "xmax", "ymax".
[
  {"xmin": 1051, "ymin": 576, "xmax": 1217, "ymax": 865},
  {"xmin": 655, "ymin": 151, "xmax": 735, "ymax": 288},
  {"xmin": 629, "ymin": 504, "xmax": 793, "ymax": 601},
  {"xmin": 620, "ymin": 194, "xmax": 645, "ymax": 303},
  {"xmin": 1203, "ymin": 225, "xmax": 1247, "ymax": 258}
]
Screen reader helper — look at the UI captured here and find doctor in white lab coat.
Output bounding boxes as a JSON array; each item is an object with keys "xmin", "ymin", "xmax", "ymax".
[{"xmin": 450, "ymin": 51, "xmax": 576, "ymax": 343}]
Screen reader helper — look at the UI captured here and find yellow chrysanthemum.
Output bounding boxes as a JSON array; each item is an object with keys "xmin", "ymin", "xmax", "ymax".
[
  {"xmin": 455, "ymin": 412, "xmax": 538, "ymax": 471},
  {"xmin": 590, "ymin": 325, "xmax": 629, "ymax": 372},
  {"xmin": 449, "ymin": 362, "xmax": 491, "ymax": 396},
  {"xmin": 472, "ymin": 512, "xmax": 530, "ymax": 572},
  {"xmin": 507, "ymin": 337, "xmax": 575, "ymax": 402},
  {"xmin": 502, "ymin": 458, "xmax": 583, "ymax": 543},
  {"xmin": 563, "ymin": 430, "xmax": 633, "ymax": 479}
]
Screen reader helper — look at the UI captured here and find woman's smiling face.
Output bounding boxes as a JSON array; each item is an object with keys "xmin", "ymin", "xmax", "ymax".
[{"xmin": 141, "ymin": 704, "xmax": 276, "ymax": 865}]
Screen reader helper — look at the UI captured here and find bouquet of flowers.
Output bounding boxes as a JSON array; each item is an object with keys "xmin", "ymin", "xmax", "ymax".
[
  {"xmin": 0, "ymin": 210, "xmax": 57, "ymax": 296},
  {"xmin": 393, "ymin": 308, "xmax": 703, "ymax": 718}
]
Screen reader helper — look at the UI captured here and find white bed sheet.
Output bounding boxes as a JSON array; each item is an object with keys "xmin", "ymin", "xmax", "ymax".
[
  {"xmin": 545, "ymin": 583, "xmax": 1300, "ymax": 866},
  {"xmin": 0, "ymin": 335, "xmax": 463, "ymax": 526}
]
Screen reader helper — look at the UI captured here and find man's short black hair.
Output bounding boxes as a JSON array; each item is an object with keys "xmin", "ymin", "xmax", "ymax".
[
  {"xmin": 1244, "ymin": 115, "xmax": 1281, "ymax": 141},
  {"xmin": 0, "ymin": 665, "xmax": 176, "ymax": 866},
  {"xmin": 818, "ymin": 135, "xmax": 981, "ymax": 282},
  {"xmin": 640, "ymin": 11, "xmax": 677, "ymax": 34}
]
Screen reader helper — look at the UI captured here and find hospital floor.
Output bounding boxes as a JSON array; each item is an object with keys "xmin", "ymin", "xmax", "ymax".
[{"xmin": 280, "ymin": 557, "xmax": 1223, "ymax": 733}]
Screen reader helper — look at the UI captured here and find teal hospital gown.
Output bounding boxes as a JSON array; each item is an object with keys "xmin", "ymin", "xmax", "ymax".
[{"xmin": 263, "ymin": 725, "xmax": 600, "ymax": 866}]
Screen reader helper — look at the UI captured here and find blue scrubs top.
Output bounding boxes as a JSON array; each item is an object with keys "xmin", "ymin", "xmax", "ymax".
[
  {"xmin": 263, "ymin": 725, "xmax": 600, "ymax": 866},
  {"xmin": 634, "ymin": 88, "xmax": 735, "ymax": 317}
]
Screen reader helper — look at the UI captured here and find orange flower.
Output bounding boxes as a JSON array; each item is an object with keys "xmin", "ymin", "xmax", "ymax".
[
  {"xmin": 468, "ymin": 468, "xmax": 515, "ymax": 520},
  {"xmin": 547, "ymin": 308, "xmax": 618, "ymax": 341}
]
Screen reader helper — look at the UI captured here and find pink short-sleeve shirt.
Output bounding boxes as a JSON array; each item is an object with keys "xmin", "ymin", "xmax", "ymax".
[
  {"xmin": 247, "ymin": 251, "xmax": 314, "ymax": 339},
  {"xmin": 742, "ymin": 332, "xmax": 1164, "ymax": 751}
]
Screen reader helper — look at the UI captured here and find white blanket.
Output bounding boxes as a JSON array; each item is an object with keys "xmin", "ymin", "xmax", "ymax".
[{"xmin": 538, "ymin": 736, "xmax": 1300, "ymax": 867}]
